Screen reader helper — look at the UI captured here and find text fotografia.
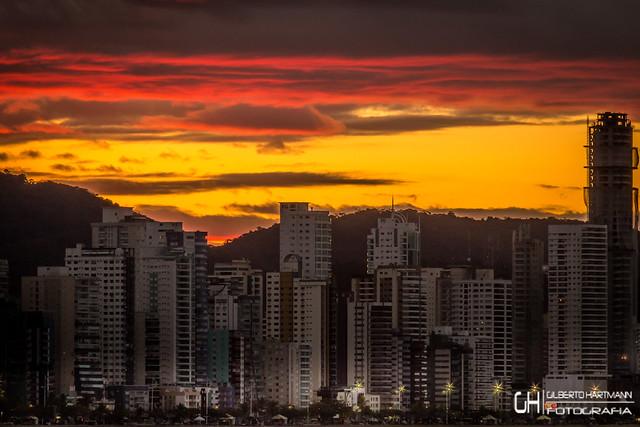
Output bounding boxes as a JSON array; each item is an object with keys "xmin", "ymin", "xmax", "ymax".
[{"xmin": 514, "ymin": 390, "xmax": 634, "ymax": 416}]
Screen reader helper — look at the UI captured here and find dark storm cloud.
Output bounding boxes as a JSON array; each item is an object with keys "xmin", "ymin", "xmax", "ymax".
[
  {"xmin": 0, "ymin": 0, "xmax": 638, "ymax": 58},
  {"xmin": 66, "ymin": 171, "xmax": 401, "ymax": 195}
]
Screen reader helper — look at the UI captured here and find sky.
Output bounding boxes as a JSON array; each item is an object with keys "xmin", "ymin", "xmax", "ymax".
[{"xmin": 1, "ymin": 1, "xmax": 639, "ymax": 243}]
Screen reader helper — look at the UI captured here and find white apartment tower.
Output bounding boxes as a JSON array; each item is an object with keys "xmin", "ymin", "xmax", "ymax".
[
  {"xmin": 545, "ymin": 224, "xmax": 608, "ymax": 391},
  {"xmin": 366, "ymin": 211, "xmax": 420, "ymax": 274},
  {"xmin": 279, "ymin": 202, "xmax": 331, "ymax": 280}
]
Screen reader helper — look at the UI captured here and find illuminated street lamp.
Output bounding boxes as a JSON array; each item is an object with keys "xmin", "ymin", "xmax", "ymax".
[
  {"xmin": 442, "ymin": 382, "xmax": 455, "ymax": 424},
  {"xmin": 529, "ymin": 383, "xmax": 540, "ymax": 396},
  {"xmin": 590, "ymin": 384, "xmax": 601, "ymax": 394},
  {"xmin": 396, "ymin": 385, "xmax": 407, "ymax": 410},
  {"xmin": 492, "ymin": 382, "xmax": 504, "ymax": 412}
]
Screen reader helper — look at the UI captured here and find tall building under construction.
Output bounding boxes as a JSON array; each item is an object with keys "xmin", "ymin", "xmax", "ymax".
[{"xmin": 585, "ymin": 112, "xmax": 638, "ymax": 379}]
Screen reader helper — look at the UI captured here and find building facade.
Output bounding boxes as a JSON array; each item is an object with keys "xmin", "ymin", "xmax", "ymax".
[
  {"xmin": 347, "ymin": 267, "xmax": 435, "ymax": 409},
  {"xmin": 21, "ymin": 267, "xmax": 76, "ymax": 398},
  {"xmin": 511, "ymin": 224, "xmax": 545, "ymax": 388},
  {"xmin": 279, "ymin": 202, "xmax": 331, "ymax": 280},
  {"xmin": 585, "ymin": 112, "xmax": 638, "ymax": 378},
  {"xmin": 366, "ymin": 211, "xmax": 420, "ymax": 274},
  {"xmin": 437, "ymin": 269, "xmax": 513, "ymax": 409},
  {"xmin": 65, "ymin": 245, "xmax": 129, "ymax": 386},
  {"xmin": 545, "ymin": 224, "xmax": 608, "ymax": 391}
]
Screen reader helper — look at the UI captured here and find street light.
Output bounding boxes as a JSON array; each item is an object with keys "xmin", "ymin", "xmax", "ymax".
[
  {"xmin": 442, "ymin": 382, "xmax": 455, "ymax": 424},
  {"xmin": 529, "ymin": 383, "xmax": 540, "ymax": 396},
  {"xmin": 590, "ymin": 384, "xmax": 601, "ymax": 393},
  {"xmin": 396, "ymin": 385, "xmax": 407, "ymax": 410},
  {"xmin": 492, "ymin": 382, "xmax": 504, "ymax": 413}
]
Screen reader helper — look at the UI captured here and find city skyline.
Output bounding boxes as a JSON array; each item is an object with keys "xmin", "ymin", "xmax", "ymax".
[
  {"xmin": 2, "ymin": 1, "xmax": 640, "ymax": 423},
  {"xmin": 2, "ymin": 1, "xmax": 640, "ymax": 242},
  {"xmin": 1, "ymin": 109, "xmax": 638, "ymax": 418}
]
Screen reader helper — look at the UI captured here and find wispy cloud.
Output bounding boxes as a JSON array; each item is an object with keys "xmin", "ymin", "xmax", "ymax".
[
  {"xmin": 64, "ymin": 171, "xmax": 401, "ymax": 195},
  {"xmin": 538, "ymin": 183, "xmax": 582, "ymax": 191},
  {"xmin": 20, "ymin": 149, "xmax": 40, "ymax": 158},
  {"xmin": 225, "ymin": 202, "xmax": 280, "ymax": 216}
]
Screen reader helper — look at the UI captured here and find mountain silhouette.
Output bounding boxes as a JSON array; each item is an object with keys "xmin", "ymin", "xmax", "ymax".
[
  {"xmin": 0, "ymin": 172, "xmax": 114, "ymax": 293},
  {"xmin": 1, "ymin": 172, "xmax": 580, "ymax": 296},
  {"xmin": 210, "ymin": 208, "xmax": 580, "ymax": 290}
]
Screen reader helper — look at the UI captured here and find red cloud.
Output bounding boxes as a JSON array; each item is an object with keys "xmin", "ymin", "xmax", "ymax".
[
  {"xmin": 0, "ymin": 48, "xmax": 639, "ymax": 142},
  {"xmin": 0, "ymin": 49, "xmax": 638, "ymax": 111}
]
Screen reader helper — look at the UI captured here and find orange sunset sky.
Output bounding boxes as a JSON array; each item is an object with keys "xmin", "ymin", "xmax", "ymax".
[{"xmin": 1, "ymin": 1, "xmax": 639, "ymax": 243}]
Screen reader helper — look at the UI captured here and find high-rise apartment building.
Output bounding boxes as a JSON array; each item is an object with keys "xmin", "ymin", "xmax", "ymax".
[
  {"xmin": 21, "ymin": 267, "xmax": 76, "ymax": 398},
  {"xmin": 437, "ymin": 269, "xmax": 512, "ymax": 409},
  {"xmin": 262, "ymin": 201, "xmax": 332, "ymax": 406},
  {"xmin": 279, "ymin": 202, "xmax": 331, "ymax": 280},
  {"xmin": 63, "ymin": 207, "xmax": 208, "ymax": 388},
  {"xmin": 426, "ymin": 328, "xmax": 474, "ymax": 411},
  {"xmin": 209, "ymin": 260, "xmax": 263, "ymax": 404},
  {"xmin": 88, "ymin": 207, "xmax": 208, "ymax": 386},
  {"xmin": 74, "ymin": 275, "xmax": 104, "ymax": 399},
  {"xmin": 210, "ymin": 260, "xmax": 263, "ymax": 332},
  {"xmin": 545, "ymin": 224, "xmax": 608, "ymax": 392},
  {"xmin": 448, "ymin": 331, "xmax": 494, "ymax": 410},
  {"xmin": 585, "ymin": 112, "xmax": 637, "ymax": 377},
  {"xmin": 265, "ymin": 272, "xmax": 327, "ymax": 407},
  {"xmin": 346, "ymin": 267, "xmax": 436, "ymax": 409},
  {"xmin": 262, "ymin": 341, "xmax": 305, "ymax": 407},
  {"xmin": 366, "ymin": 211, "xmax": 420, "ymax": 274},
  {"xmin": 65, "ymin": 245, "xmax": 129, "ymax": 386},
  {"xmin": 511, "ymin": 224, "xmax": 545, "ymax": 388}
]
